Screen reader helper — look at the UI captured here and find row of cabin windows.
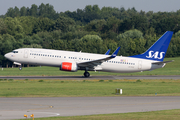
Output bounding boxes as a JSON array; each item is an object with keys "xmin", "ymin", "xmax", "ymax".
[
  {"xmin": 30, "ymin": 53, "xmax": 135, "ymax": 65},
  {"xmin": 30, "ymin": 53, "xmax": 61, "ymax": 58},
  {"xmin": 69, "ymin": 57, "xmax": 77, "ymax": 59},
  {"xmin": 80, "ymin": 58, "xmax": 91, "ymax": 61},
  {"xmin": 106, "ymin": 61, "xmax": 135, "ymax": 65}
]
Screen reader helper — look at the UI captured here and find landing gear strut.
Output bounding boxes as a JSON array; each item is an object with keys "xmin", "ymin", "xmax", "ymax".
[
  {"xmin": 19, "ymin": 65, "xmax": 22, "ymax": 70},
  {"xmin": 84, "ymin": 71, "xmax": 90, "ymax": 77}
]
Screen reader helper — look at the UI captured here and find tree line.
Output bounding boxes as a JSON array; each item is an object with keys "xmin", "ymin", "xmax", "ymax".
[{"xmin": 0, "ymin": 3, "xmax": 180, "ymax": 67}]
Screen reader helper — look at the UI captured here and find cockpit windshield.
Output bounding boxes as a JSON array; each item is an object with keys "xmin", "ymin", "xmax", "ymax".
[{"xmin": 12, "ymin": 51, "xmax": 18, "ymax": 53}]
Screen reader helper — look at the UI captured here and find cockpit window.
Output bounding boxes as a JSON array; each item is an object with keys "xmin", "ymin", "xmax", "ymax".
[{"xmin": 12, "ymin": 51, "xmax": 18, "ymax": 53}]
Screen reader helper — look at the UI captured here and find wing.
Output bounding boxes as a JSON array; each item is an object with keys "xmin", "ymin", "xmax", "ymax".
[{"xmin": 77, "ymin": 47, "xmax": 120, "ymax": 68}]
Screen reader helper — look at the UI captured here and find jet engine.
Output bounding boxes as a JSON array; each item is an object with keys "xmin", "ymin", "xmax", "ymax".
[{"xmin": 60, "ymin": 62, "xmax": 78, "ymax": 72}]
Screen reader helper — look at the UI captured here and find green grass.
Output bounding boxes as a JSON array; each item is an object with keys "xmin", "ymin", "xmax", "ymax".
[
  {"xmin": 1, "ymin": 79, "xmax": 180, "ymax": 97},
  {"xmin": 18, "ymin": 109, "xmax": 180, "ymax": 120},
  {"xmin": 1, "ymin": 57, "xmax": 180, "ymax": 76}
]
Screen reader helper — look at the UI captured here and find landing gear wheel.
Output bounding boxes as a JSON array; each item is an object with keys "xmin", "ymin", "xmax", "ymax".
[
  {"xmin": 84, "ymin": 72, "xmax": 90, "ymax": 77},
  {"xmin": 19, "ymin": 66, "xmax": 22, "ymax": 70}
]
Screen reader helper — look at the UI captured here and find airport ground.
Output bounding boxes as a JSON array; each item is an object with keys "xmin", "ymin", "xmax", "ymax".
[
  {"xmin": 0, "ymin": 57, "xmax": 180, "ymax": 119},
  {"xmin": 0, "ymin": 79, "xmax": 180, "ymax": 120},
  {"xmin": 1, "ymin": 96, "xmax": 180, "ymax": 120}
]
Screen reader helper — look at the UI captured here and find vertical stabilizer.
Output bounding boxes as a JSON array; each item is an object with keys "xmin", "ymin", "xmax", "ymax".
[{"xmin": 130, "ymin": 31, "xmax": 173, "ymax": 61}]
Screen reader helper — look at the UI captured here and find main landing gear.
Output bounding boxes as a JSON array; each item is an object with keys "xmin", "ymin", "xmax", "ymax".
[{"xmin": 84, "ymin": 71, "xmax": 90, "ymax": 77}]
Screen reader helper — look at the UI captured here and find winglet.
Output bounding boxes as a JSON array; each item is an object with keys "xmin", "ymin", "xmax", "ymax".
[
  {"xmin": 110, "ymin": 47, "xmax": 120, "ymax": 58},
  {"xmin": 105, "ymin": 49, "xmax": 111, "ymax": 55}
]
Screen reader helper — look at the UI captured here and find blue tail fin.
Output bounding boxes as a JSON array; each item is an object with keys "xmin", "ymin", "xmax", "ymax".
[{"xmin": 130, "ymin": 31, "xmax": 173, "ymax": 61}]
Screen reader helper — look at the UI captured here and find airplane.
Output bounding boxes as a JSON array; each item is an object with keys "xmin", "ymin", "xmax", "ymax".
[{"xmin": 4, "ymin": 31, "xmax": 173, "ymax": 77}]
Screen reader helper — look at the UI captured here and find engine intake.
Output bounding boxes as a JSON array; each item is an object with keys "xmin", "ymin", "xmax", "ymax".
[{"xmin": 60, "ymin": 62, "xmax": 78, "ymax": 72}]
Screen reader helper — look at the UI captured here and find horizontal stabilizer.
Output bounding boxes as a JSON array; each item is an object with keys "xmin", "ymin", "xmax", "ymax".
[{"xmin": 152, "ymin": 60, "xmax": 174, "ymax": 65}]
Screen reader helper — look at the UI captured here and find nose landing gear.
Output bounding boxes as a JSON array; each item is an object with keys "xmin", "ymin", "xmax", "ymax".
[{"xmin": 19, "ymin": 65, "xmax": 22, "ymax": 70}]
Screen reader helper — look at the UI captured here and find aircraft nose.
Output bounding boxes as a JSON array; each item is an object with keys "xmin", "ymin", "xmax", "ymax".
[{"xmin": 4, "ymin": 53, "xmax": 9, "ymax": 59}]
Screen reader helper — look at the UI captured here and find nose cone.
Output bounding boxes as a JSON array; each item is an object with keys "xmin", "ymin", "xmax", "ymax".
[
  {"xmin": 4, "ymin": 53, "xmax": 10, "ymax": 59},
  {"xmin": 4, "ymin": 53, "xmax": 8, "ymax": 58},
  {"xmin": 4, "ymin": 52, "xmax": 15, "ymax": 61}
]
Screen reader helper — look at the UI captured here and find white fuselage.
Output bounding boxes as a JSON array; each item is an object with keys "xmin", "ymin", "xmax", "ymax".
[{"xmin": 5, "ymin": 48, "xmax": 165, "ymax": 73}]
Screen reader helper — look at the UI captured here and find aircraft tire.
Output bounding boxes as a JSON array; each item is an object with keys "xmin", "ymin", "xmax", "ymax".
[
  {"xmin": 84, "ymin": 72, "xmax": 90, "ymax": 77},
  {"xmin": 19, "ymin": 66, "xmax": 22, "ymax": 70}
]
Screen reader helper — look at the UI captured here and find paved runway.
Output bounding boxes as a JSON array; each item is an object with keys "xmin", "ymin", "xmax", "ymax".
[
  {"xmin": 0, "ymin": 96, "xmax": 180, "ymax": 120},
  {"xmin": 0, "ymin": 75, "xmax": 180, "ymax": 80}
]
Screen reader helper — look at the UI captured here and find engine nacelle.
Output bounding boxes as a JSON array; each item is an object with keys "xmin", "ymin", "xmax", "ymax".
[{"xmin": 60, "ymin": 62, "xmax": 78, "ymax": 72}]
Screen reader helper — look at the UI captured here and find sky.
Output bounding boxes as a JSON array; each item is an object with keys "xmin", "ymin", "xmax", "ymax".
[{"xmin": 0, "ymin": 0, "xmax": 180, "ymax": 15}]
